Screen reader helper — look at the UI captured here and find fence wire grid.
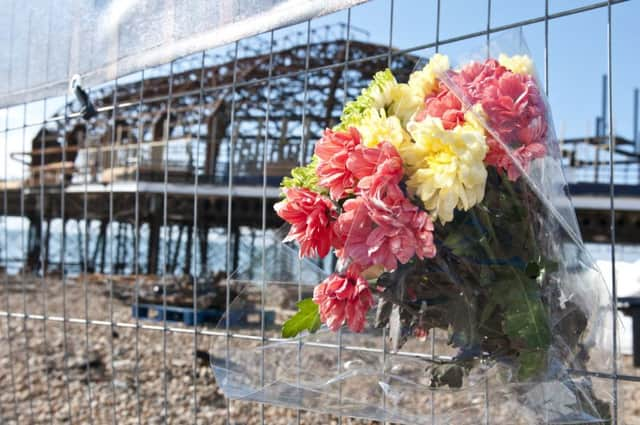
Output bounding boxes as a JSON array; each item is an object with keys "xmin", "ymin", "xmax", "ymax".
[{"xmin": 0, "ymin": 0, "xmax": 639, "ymax": 424}]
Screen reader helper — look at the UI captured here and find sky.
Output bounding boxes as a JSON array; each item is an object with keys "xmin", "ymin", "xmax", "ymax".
[{"xmin": 1, "ymin": 0, "xmax": 639, "ymax": 179}]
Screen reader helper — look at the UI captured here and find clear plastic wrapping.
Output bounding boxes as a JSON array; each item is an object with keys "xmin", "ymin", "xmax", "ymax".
[
  {"xmin": 211, "ymin": 30, "xmax": 616, "ymax": 424},
  {"xmin": 0, "ymin": 0, "xmax": 366, "ymax": 107}
]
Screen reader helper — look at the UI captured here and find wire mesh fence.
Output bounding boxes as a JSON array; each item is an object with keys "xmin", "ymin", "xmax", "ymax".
[{"xmin": 0, "ymin": 0, "xmax": 638, "ymax": 423}]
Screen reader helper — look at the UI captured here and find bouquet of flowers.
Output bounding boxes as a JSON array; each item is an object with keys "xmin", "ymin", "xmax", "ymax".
[{"xmin": 212, "ymin": 32, "xmax": 614, "ymax": 424}]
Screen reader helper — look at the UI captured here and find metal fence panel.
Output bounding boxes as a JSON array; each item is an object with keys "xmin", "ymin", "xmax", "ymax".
[{"xmin": 0, "ymin": 0, "xmax": 638, "ymax": 424}]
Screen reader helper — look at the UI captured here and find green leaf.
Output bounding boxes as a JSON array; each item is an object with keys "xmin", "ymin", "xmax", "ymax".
[
  {"xmin": 478, "ymin": 265, "xmax": 495, "ymax": 287},
  {"xmin": 479, "ymin": 298, "xmax": 498, "ymax": 325},
  {"xmin": 525, "ymin": 261, "xmax": 541, "ymax": 279},
  {"xmin": 502, "ymin": 288, "xmax": 551, "ymax": 351},
  {"xmin": 541, "ymin": 258, "xmax": 559, "ymax": 274},
  {"xmin": 442, "ymin": 231, "xmax": 467, "ymax": 255},
  {"xmin": 441, "ymin": 219, "xmax": 485, "ymax": 259},
  {"xmin": 517, "ymin": 350, "xmax": 547, "ymax": 380},
  {"xmin": 490, "ymin": 270, "xmax": 551, "ymax": 378},
  {"xmin": 281, "ymin": 298, "xmax": 321, "ymax": 338}
]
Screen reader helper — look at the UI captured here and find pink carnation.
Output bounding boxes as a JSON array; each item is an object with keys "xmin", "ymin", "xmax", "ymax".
[
  {"xmin": 333, "ymin": 197, "xmax": 373, "ymax": 267},
  {"xmin": 365, "ymin": 184, "xmax": 436, "ymax": 270},
  {"xmin": 313, "ymin": 265, "xmax": 375, "ymax": 333},
  {"xmin": 479, "ymin": 72, "xmax": 546, "ymax": 143},
  {"xmin": 416, "ymin": 82, "xmax": 465, "ymax": 130},
  {"xmin": 315, "ymin": 127, "xmax": 361, "ymax": 200},
  {"xmin": 366, "ymin": 197, "xmax": 417, "ymax": 269},
  {"xmin": 485, "ymin": 115, "xmax": 547, "ymax": 181},
  {"xmin": 274, "ymin": 188, "xmax": 335, "ymax": 259},
  {"xmin": 411, "ymin": 208, "xmax": 437, "ymax": 260},
  {"xmin": 346, "ymin": 141, "xmax": 404, "ymax": 193},
  {"xmin": 449, "ymin": 59, "xmax": 506, "ymax": 101},
  {"xmin": 333, "ymin": 185, "xmax": 436, "ymax": 271},
  {"xmin": 450, "ymin": 59, "xmax": 548, "ymax": 180}
]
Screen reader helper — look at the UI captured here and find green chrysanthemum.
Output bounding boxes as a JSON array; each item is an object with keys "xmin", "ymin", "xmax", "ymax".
[
  {"xmin": 281, "ymin": 156, "xmax": 322, "ymax": 193},
  {"xmin": 335, "ymin": 69, "xmax": 397, "ymax": 131}
]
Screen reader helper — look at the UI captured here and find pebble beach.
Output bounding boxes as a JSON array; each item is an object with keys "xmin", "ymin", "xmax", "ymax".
[{"xmin": 1, "ymin": 274, "xmax": 638, "ymax": 424}]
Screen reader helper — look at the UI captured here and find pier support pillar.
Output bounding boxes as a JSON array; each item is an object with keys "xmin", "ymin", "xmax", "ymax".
[
  {"xmin": 199, "ymin": 225, "xmax": 208, "ymax": 275},
  {"xmin": 147, "ymin": 218, "xmax": 160, "ymax": 275},
  {"xmin": 43, "ymin": 218, "xmax": 51, "ymax": 274},
  {"xmin": 171, "ymin": 225, "xmax": 184, "ymax": 273},
  {"xmin": 183, "ymin": 224, "xmax": 193, "ymax": 276},
  {"xmin": 26, "ymin": 217, "xmax": 42, "ymax": 272},
  {"xmin": 97, "ymin": 221, "xmax": 107, "ymax": 274}
]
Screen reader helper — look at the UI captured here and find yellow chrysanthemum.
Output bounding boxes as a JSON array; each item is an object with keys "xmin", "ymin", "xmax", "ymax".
[
  {"xmin": 407, "ymin": 53, "xmax": 450, "ymax": 101},
  {"xmin": 498, "ymin": 54, "xmax": 534, "ymax": 75},
  {"xmin": 355, "ymin": 108, "xmax": 411, "ymax": 149},
  {"xmin": 387, "ymin": 83, "xmax": 422, "ymax": 125},
  {"xmin": 403, "ymin": 112, "xmax": 488, "ymax": 224}
]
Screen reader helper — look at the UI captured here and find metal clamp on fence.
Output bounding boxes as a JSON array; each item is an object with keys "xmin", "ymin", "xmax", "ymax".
[{"xmin": 70, "ymin": 75, "xmax": 97, "ymax": 121}]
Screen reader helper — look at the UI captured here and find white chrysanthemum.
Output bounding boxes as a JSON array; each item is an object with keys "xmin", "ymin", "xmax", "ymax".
[
  {"xmin": 498, "ymin": 54, "xmax": 534, "ymax": 75},
  {"xmin": 407, "ymin": 53, "xmax": 450, "ymax": 100},
  {"xmin": 387, "ymin": 83, "xmax": 422, "ymax": 125}
]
